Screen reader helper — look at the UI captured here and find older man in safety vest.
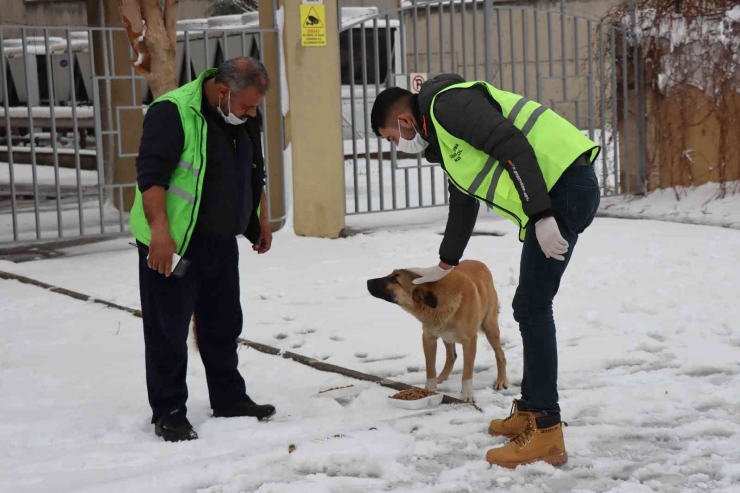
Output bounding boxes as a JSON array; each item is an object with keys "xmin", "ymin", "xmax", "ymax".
[
  {"xmin": 130, "ymin": 57, "xmax": 276, "ymax": 442},
  {"xmin": 371, "ymin": 74, "xmax": 601, "ymax": 468}
]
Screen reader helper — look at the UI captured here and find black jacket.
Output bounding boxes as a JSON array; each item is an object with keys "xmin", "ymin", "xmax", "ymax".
[
  {"xmin": 416, "ymin": 74, "xmax": 554, "ymax": 265},
  {"xmin": 136, "ymin": 81, "xmax": 266, "ymax": 245}
]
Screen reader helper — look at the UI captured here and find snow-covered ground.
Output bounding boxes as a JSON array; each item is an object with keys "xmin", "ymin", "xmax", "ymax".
[{"xmin": 1, "ymin": 193, "xmax": 740, "ymax": 492}]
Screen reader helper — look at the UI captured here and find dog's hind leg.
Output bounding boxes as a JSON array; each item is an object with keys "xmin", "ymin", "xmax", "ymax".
[
  {"xmin": 482, "ymin": 305, "xmax": 509, "ymax": 391},
  {"xmin": 436, "ymin": 342, "xmax": 457, "ymax": 384}
]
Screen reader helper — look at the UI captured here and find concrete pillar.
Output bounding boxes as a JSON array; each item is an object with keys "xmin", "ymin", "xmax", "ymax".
[
  {"xmin": 280, "ymin": 0, "xmax": 345, "ymax": 238},
  {"xmin": 259, "ymin": 2, "xmax": 287, "ymax": 233}
]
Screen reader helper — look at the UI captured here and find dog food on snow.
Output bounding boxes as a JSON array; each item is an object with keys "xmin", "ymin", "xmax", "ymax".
[{"xmin": 390, "ymin": 388, "xmax": 438, "ymax": 400}]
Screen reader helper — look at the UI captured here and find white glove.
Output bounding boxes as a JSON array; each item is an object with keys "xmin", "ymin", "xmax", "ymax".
[
  {"xmin": 408, "ymin": 265, "xmax": 453, "ymax": 285},
  {"xmin": 535, "ymin": 216, "xmax": 569, "ymax": 261}
]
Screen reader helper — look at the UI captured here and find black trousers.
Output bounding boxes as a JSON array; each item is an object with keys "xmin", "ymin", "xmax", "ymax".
[{"xmin": 138, "ymin": 235, "xmax": 247, "ymax": 423}]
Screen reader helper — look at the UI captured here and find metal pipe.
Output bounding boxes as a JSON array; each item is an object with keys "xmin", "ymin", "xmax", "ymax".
[
  {"xmin": 373, "ymin": 18, "xmax": 384, "ymax": 210},
  {"xmin": 386, "ymin": 14, "xmax": 397, "ymax": 210},
  {"xmin": 548, "ymin": 11, "xmax": 553, "ymax": 78},
  {"xmin": 473, "ymin": 0, "xmax": 478, "ymax": 80},
  {"xmin": 90, "ymin": 27, "xmax": 104, "ymax": 235},
  {"xmin": 21, "ymin": 28, "xmax": 41, "ymax": 239},
  {"xmin": 439, "ymin": 0, "xmax": 444, "ymax": 73},
  {"xmin": 0, "ymin": 28, "xmax": 18, "ymax": 240},
  {"xmin": 610, "ymin": 27, "xmax": 619, "ymax": 193},
  {"xmin": 522, "ymin": 9, "xmax": 528, "ymax": 97},
  {"xmin": 496, "ymin": 8, "xmax": 504, "ymax": 87},
  {"xmin": 461, "ymin": 0, "xmax": 467, "ymax": 80},
  {"xmin": 185, "ymin": 31, "xmax": 192, "ymax": 83},
  {"xmin": 43, "ymin": 29, "xmax": 62, "ymax": 236},
  {"xmin": 348, "ymin": 30, "xmax": 359, "ymax": 213},
  {"xmin": 426, "ymin": 4, "xmax": 432, "ymax": 74},
  {"xmin": 413, "ymin": 1, "xmax": 418, "ymax": 75},
  {"xmin": 631, "ymin": 0, "xmax": 644, "ymax": 193},
  {"xmin": 510, "ymin": 8, "xmax": 516, "ymax": 92},
  {"xmin": 360, "ymin": 23, "xmax": 371, "ymax": 212},
  {"xmin": 400, "ymin": 7, "xmax": 410, "ymax": 208},
  {"xmin": 561, "ymin": 0, "xmax": 567, "ymax": 101},
  {"xmin": 587, "ymin": 20, "xmax": 594, "ymax": 140},
  {"xmin": 118, "ymin": 186, "xmax": 124, "ymax": 231},
  {"xmin": 410, "ymin": 5, "xmax": 423, "ymax": 208},
  {"xmin": 450, "ymin": 0, "xmax": 456, "ymax": 74},
  {"xmin": 622, "ymin": 30, "xmax": 630, "ymax": 195},
  {"xmin": 599, "ymin": 22, "xmax": 608, "ymax": 195},
  {"xmin": 484, "ymin": 0, "xmax": 492, "ymax": 82},
  {"xmin": 535, "ymin": 10, "xmax": 541, "ymax": 102}
]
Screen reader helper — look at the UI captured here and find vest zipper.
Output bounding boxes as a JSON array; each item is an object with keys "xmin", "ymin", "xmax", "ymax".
[
  {"xmin": 179, "ymin": 114, "xmax": 206, "ymax": 256},
  {"xmin": 440, "ymin": 162, "xmax": 524, "ymax": 238}
]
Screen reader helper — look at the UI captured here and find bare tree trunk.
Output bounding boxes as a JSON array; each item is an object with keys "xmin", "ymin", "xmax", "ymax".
[{"xmin": 117, "ymin": 0, "xmax": 179, "ymax": 98}]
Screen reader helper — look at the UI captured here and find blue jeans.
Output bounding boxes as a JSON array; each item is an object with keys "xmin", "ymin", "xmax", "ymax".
[{"xmin": 513, "ymin": 160, "xmax": 600, "ymax": 414}]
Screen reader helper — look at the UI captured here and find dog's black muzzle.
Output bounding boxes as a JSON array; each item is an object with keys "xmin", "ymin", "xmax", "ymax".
[{"xmin": 366, "ymin": 278, "xmax": 396, "ymax": 304}]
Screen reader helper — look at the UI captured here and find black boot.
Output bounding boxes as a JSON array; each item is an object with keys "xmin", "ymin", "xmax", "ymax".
[
  {"xmin": 213, "ymin": 397, "xmax": 276, "ymax": 421},
  {"xmin": 154, "ymin": 408, "xmax": 198, "ymax": 442}
]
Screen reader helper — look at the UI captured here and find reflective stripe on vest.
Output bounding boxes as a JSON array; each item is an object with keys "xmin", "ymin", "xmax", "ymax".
[{"xmin": 429, "ymin": 80, "xmax": 600, "ymax": 241}]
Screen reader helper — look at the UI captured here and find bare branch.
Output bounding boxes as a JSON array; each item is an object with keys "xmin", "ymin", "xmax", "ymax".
[
  {"xmin": 118, "ymin": 0, "xmax": 151, "ymax": 75},
  {"xmin": 164, "ymin": 0, "xmax": 180, "ymax": 48}
]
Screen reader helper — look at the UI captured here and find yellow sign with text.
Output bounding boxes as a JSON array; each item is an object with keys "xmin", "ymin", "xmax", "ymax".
[{"xmin": 301, "ymin": 4, "xmax": 326, "ymax": 47}]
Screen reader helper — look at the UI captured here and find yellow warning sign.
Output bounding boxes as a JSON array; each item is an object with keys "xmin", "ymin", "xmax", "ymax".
[{"xmin": 301, "ymin": 4, "xmax": 326, "ymax": 47}]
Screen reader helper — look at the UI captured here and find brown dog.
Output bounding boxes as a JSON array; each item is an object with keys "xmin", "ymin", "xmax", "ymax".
[{"xmin": 367, "ymin": 260, "xmax": 508, "ymax": 402}]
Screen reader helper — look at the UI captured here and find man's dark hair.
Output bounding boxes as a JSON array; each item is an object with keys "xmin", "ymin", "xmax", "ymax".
[
  {"xmin": 370, "ymin": 87, "xmax": 413, "ymax": 137},
  {"xmin": 216, "ymin": 57, "xmax": 270, "ymax": 95}
]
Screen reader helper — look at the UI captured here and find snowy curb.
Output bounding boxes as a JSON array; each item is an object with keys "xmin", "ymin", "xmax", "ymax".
[{"xmin": 596, "ymin": 209, "xmax": 740, "ymax": 230}]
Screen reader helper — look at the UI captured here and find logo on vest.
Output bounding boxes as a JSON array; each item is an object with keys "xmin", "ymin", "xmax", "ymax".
[{"xmin": 450, "ymin": 144, "xmax": 463, "ymax": 162}]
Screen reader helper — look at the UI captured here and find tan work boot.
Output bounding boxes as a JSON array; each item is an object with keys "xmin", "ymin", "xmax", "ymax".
[
  {"xmin": 485, "ymin": 413, "xmax": 568, "ymax": 469},
  {"xmin": 488, "ymin": 399, "xmax": 531, "ymax": 438}
]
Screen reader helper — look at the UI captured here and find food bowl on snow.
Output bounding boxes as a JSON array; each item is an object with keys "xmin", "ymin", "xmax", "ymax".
[{"xmin": 387, "ymin": 388, "xmax": 444, "ymax": 410}]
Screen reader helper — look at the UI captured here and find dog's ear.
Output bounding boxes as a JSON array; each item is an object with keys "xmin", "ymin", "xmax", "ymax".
[{"xmin": 412, "ymin": 285, "xmax": 438, "ymax": 308}]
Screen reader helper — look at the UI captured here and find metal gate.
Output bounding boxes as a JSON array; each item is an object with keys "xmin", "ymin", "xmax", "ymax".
[
  {"xmin": 1, "ymin": 18, "xmax": 285, "ymax": 244},
  {"xmin": 342, "ymin": 0, "xmax": 646, "ymax": 216}
]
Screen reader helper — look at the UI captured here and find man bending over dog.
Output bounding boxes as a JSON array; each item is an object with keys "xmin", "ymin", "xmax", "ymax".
[{"xmin": 370, "ymin": 74, "xmax": 601, "ymax": 468}]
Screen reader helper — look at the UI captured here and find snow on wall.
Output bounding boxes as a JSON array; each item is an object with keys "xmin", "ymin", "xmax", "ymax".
[{"xmin": 622, "ymin": 7, "xmax": 740, "ymax": 94}]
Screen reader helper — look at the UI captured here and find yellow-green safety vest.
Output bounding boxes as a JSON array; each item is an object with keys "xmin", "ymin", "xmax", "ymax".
[
  {"xmin": 129, "ymin": 69, "xmax": 213, "ymax": 255},
  {"xmin": 429, "ymin": 81, "xmax": 600, "ymax": 240}
]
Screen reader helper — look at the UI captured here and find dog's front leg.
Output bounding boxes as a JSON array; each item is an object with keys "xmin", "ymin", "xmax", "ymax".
[
  {"xmin": 422, "ymin": 332, "xmax": 438, "ymax": 391},
  {"xmin": 461, "ymin": 336, "xmax": 478, "ymax": 403}
]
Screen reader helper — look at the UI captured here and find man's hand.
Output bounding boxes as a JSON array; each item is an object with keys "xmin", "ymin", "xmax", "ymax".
[
  {"xmin": 409, "ymin": 263, "xmax": 454, "ymax": 285},
  {"xmin": 253, "ymin": 221, "xmax": 272, "ymax": 254},
  {"xmin": 253, "ymin": 188, "xmax": 272, "ymax": 254},
  {"xmin": 149, "ymin": 222, "xmax": 176, "ymax": 276},
  {"xmin": 534, "ymin": 216, "xmax": 568, "ymax": 261}
]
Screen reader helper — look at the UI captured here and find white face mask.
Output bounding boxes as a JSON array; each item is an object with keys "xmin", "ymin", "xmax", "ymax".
[
  {"xmin": 217, "ymin": 91, "xmax": 247, "ymax": 126},
  {"xmin": 396, "ymin": 119, "xmax": 429, "ymax": 154}
]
